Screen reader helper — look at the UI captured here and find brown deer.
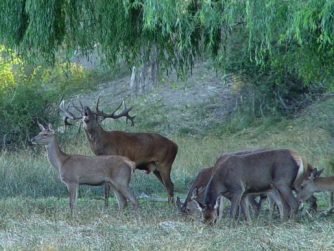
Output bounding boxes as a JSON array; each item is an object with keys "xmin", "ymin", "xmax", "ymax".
[
  {"xmin": 194, "ymin": 149, "xmax": 306, "ymax": 224},
  {"xmin": 297, "ymin": 168, "xmax": 334, "ymax": 211},
  {"xmin": 177, "ymin": 168, "xmax": 285, "ymax": 221},
  {"xmin": 31, "ymin": 122, "xmax": 139, "ymax": 215},
  {"xmin": 176, "ymin": 149, "xmax": 269, "ymax": 216},
  {"xmin": 176, "ymin": 166, "xmax": 215, "ymax": 215},
  {"xmin": 60, "ymin": 98, "xmax": 178, "ymax": 202},
  {"xmin": 181, "ymin": 167, "xmax": 285, "ymax": 223}
]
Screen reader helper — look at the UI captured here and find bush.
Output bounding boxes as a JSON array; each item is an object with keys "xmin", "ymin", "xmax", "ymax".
[
  {"xmin": 0, "ymin": 45, "xmax": 115, "ymax": 148},
  {"xmin": 0, "ymin": 79, "xmax": 59, "ymax": 148}
]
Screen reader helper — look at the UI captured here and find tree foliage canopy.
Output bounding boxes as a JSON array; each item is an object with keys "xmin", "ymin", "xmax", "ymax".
[{"xmin": 1, "ymin": 0, "xmax": 334, "ymax": 95}]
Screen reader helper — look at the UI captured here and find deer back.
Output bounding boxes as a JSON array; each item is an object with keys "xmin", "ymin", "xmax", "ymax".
[
  {"xmin": 60, "ymin": 154, "xmax": 134, "ymax": 185},
  {"xmin": 87, "ymin": 128, "xmax": 178, "ymax": 165},
  {"xmin": 204, "ymin": 149, "xmax": 303, "ymax": 207}
]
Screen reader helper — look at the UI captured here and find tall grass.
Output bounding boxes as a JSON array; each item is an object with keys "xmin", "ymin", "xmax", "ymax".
[
  {"xmin": 0, "ymin": 98, "xmax": 333, "ymax": 199},
  {"xmin": 0, "ymin": 96, "xmax": 333, "ymax": 250}
]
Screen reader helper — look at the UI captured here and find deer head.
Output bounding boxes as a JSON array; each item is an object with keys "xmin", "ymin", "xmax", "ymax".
[
  {"xmin": 193, "ymin": 196, "xmax": 221, "ymax": 225},
  {"xmin": 297, "ymin": 168, "xmax": 324, "ymax": 202},
  {"xmin": 59, "ymin": 96, "xmax": 135, "ymax": 130},
  {"xmin": 31, "ymin": 122, "xmax": 55, "ymax": 145}
]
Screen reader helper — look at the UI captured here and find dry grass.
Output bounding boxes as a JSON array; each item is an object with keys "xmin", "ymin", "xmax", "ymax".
[
  {"xmin": 0, "ymin": 97, "xmax": 333, "ymax": 250},
  {"xmin": 0, "ymin": 196, "xmax": 334, "ymax": 251}
]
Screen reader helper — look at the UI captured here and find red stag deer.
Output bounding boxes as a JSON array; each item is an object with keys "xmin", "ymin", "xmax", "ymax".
[
  {"xmin": 60, "ymin": 98, "xmax": 178, "ymax": 202},
  {"xmin": 194, "ymin": 149, "xmax": 305, "ymax": 224},
  {"xmin": 31, "ymin": 122, "xmax": 139, "ymax": 215}
]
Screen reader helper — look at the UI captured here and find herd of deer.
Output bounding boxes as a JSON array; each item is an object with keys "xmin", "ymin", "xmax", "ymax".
[{"xmin": 30, "ymin": 98, "xmax": 334, "ymax": 224}]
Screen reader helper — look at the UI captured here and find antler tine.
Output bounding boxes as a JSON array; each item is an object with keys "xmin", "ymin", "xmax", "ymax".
[
  {"xmin": 71, "ymin": 101, "xmax": 84, "ymax": 116},
  {"xmin": 96, "ymin": 100, "xmax": 136, "ymax": 126},
  {"xmin": 96, "ymin": 95, "xmax": 102, "ymax": 113},
  {"xmin": 59, "ymin": 100, "xmax": 83, "ymax": 121}
]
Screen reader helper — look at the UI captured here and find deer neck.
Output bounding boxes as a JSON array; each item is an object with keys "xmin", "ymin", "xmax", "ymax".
[
  {"xmin": 205, "ymin": 177, "xmax": 226, "ymax": 208},
  {"xmin": 313, "ymin": 177, "xmax": 334, "ymax": 192},
  {"xmin": 45, "ymin": 137, "xmax": 69, "ymax": 172},
  {"xmin": 85, "ymin": 125, "xmax": 107, "ymax": 143}
]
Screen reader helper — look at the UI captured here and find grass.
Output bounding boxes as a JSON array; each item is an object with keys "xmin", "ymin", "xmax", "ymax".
[
  {"xmin": 0, "ymin": 94, "xmax": 334, "ymax": 249},
  {"xmin": 0, "ymin": 197, "xmax": 334, "ymax": 250}
]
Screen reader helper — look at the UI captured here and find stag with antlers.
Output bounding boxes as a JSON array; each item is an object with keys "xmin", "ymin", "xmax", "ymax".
[{"xmin": 60, "ymin": 97, "xmax": 178, "ymax": 202}]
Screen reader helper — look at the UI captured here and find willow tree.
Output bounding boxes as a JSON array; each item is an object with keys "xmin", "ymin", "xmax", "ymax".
[
  {"xmin": 0, "ymin": 0, "xmax": 200, "ymax": 93},
  {"xmin": 1, "ymin": 0, "xmax": 334, "ymax": 110}
]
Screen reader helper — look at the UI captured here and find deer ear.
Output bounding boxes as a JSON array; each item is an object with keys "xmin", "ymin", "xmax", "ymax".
[
  {"xmin": 197, "ymin": 186, "xmax": 206, "ymax": 195},
  {"xmin": 191, "ymin": 187, "xmax": 199, "ymax": 200},
  {"xmin": 37, "ymin": 121, "xmax": 45, "ymax": 131},
  {"xmin": 309, "ymin": 168, "xmax": 323, "ymax": 180},
  {"xmin": 315, "ymin": 168, "xmax": 324, "ymax": 178},
  {"xmin": 192, "ymin": 199, "xmax": 205, "ymax": 212}
]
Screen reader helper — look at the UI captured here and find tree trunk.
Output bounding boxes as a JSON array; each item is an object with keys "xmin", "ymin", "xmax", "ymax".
[{"xmin": 130, "ymin": 44, "xmax": 159, "ymax": 95}]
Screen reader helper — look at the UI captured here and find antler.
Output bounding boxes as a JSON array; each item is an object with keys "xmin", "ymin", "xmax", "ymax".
[
  {"xmin": 95, "ymin": 98, "xmax": 136, "ymax": 126},
  {"xmin": 59, "ymin": 100, "xmax": 84, "ymax": 125}
]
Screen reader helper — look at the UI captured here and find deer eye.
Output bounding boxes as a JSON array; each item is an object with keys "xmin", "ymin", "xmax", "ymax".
[{"xmin": 300, "ymin": 185, "xmax": 304, "ymax": 189}]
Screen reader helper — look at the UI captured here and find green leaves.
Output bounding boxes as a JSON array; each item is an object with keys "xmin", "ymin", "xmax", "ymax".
[{"xmin": 0, "ymin": 0, "xmax": 333, "ymax": 103}]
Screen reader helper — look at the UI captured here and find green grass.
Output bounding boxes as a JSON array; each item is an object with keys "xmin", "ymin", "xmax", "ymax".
[{"xmin": 0, "ymin": 96, "xmax": 333, "ymax": 250}]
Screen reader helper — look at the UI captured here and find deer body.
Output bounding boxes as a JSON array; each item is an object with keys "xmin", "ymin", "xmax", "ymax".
[
  {"xmin": 85, "ymin": 128, "xmax": 176, "ymax": 167},
  {"xmin": 197, "ymin": 149, "xmax": 303, "ymax": 224},
  {"xmin": 81, "ymin": 104, "xmax": 178, "ymax": 202},
  {"xmin": 60, "ymin": 99, "xmax": 178, "ymax": 202},
  {"xmin": 177, "ymin": 149, "xmax": 268, "ymax": 215},
  {"xmin": 32, "ymin": 123, "xmax": 138, "ymax": 215},
  {"xmin": 177, "ymin": 149, "xmax": 286, "ymax": 221}
]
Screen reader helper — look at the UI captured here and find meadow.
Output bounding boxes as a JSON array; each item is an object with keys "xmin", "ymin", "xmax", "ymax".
[{"xmin": 0, "ymin": 94, "xmax": 333, "ymax": 250}]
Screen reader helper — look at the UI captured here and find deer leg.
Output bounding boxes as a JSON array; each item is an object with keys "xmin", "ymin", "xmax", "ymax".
[
  {"xmin": 104, "ymin": 183, "xmax": 111, "ymax": 209},
  {"xmin": 268, "ymin": 189, "xmax": 287, "ymax": 221},
  {"xmin": 330, "ymin": 192, "xmax": 334, "ymax": 208},
  {"xmin": 153, "ymin": 170, "xmax": 163, "ymax": 183},
  {"xmin": 113, "ymin": 189, "xmax": 128, "ymax": 210},
  {"xmin": 275, "ymin": 184, "xmax": 298, "ymax": 218},
  {"xmin": 217, "ymin": 196, "xmax": 225, "ymax": 222},
  {"xmin": 67, "ymin": 183, "xmax": 78, "ymax": 216},
  {"xmin": 156, "ymin": 168, "xmax": 174, "ymax": 203},
  {"xmin": 117, "ymin": 185, "xmax": 139, "ymax": 210},
  {"xmin": 230, "ymin": 190, "xmax": 244, "ymax": 220},
  {"xmin": 240, "ymin": 195, "xmax": 252, "ymax": 222},
  {"xmin": 248, "ymin": 195, "xmax": 261, "ymax": 217},
  {"xmin": 268, "ymin": 195, "xmax": 275, "ymax": 220}
]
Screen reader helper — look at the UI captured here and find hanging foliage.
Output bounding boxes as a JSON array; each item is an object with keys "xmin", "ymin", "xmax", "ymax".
[{"xmin": 0, "ymin": 0, "xmax": 333, "ymax": 104}]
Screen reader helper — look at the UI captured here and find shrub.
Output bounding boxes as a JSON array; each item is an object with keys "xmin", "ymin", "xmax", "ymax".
[{"xmin": 0, "ymin": 78, "xmax": 59, "ymax": 148}]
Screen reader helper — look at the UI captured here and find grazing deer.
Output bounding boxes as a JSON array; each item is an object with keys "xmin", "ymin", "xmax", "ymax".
[
  {"xmin": 60, "ymin": 98, "xmax": 178, "ymax": 202},
  {"xmin": 176, "ymin": 150, "xmax": 269, "ymax": 216},
  {"xmin": 176, "ymin": 166, "xmax": 214, "ymax": 215},
  {"xmin": 31, "ymin": 122, "xmax": 139, "ymax": 215},
  {"xmin": 183, "ymin": 170, "xmax": 285, "ymax": 223},
  {"xmin": 194, "ymin": 149, "xmax": 305, "ymax": 224},
  {"xmin": 297, "ymin": 168, "xmax": 334, "ymax": 209}
]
